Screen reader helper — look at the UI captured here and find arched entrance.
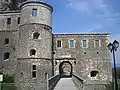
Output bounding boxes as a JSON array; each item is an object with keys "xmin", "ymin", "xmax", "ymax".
[{"xmin": 59, "ymin": 61, "xmax": 73, "ymax": 77}]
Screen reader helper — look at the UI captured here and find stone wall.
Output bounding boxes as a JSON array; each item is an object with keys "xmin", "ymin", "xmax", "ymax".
[
  {"xmin": 53, "ymin": 33, "xmax": 112, "ymax": 84},
  {"xmin": 15, "ymin": 58, "xmax": 52, "ymax": 90},
  {"xmin": 0, "ymin": 11, "xmax": 21, "ymax": 31},
  {"xmin": 0, "ymin": 30, "xmax": 19, "ymax": 75}
]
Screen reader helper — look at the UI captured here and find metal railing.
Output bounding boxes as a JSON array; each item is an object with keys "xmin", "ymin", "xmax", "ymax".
[
  {"xmin": 48, "ymin": 74, "xmax": 60, "ymax": 90},
  {"xmin": 72, "ymin": 74, "xmax": 84, "ymax": 89},
  {"xmin": 0, "ymin": 83, "xmax": 17, "ymax": 90}
]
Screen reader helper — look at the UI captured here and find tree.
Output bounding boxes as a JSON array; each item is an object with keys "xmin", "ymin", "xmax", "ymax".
[
  {"xmin": 0, "ymin": 71, "xmax": 17, "ymax": 90},
  {"xmin": 1, "ymin": 0, "xmax": 26, "ymax": 11}
]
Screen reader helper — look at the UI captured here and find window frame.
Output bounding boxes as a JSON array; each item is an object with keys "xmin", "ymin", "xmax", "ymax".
[
  {"xmin": 69, "ymin": 39, "xmax": 75, "ymax": 48},
  {"xmin": 32, "ymin": 64, "xmax": 37, "ymax": 78},
  {"xmin": 56, "ymin": 40, "xmax": 62, "ymax": 48},
  {"xmin": 30, "ymin": 49, "xmax": 36, "ymax": 56},
  {"xmin": 4, "ymin": 52, "xmax": 10, "ymax": 60},
  {"xmin": 32, "ymin": 8, "xmax": 37, "ymax": 17},
  {"xmin": 4, "ymin": 38, "xmax": 9, "ymax": 45},
  {"xmin": 82, "ymin": 39, "xmax": 88, "ymax": 48},
  {"xmin": 94, "ymin": 40, "xmax": 100, "ymax": 48},
  {"xmin": 17, "ymin": 17, "xmax": 20, "ymax": 24},
  {"xmin": 33, "ymin": 32, "xmax": 40, "ymax": 39},
  {"xmin": 7, "ymin": 18, "xmax": 11, "ymax": 25}
]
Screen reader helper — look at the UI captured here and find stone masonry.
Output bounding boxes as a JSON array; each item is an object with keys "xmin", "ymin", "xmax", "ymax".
[{"xmin": 0, "ymin": 0, "xmax": 112, "ymax": 90}]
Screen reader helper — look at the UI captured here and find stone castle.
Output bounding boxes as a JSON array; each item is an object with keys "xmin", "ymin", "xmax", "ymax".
[{"xmin": 0, "ymin": 0, "xmax": 112, "ymax": 90}]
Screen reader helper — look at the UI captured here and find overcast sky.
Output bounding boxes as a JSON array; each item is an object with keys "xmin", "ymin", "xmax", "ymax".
[{"xmin": 47, "ymin": 0, "xmax": 120, "ymax": 66}]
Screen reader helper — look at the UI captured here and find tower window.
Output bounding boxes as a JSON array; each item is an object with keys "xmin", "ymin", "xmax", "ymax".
[
  {"xmin": 33, "ymin": 32, "xmax": 40, "ymax": 39},
  {"xmin": 57, "ymin": 40, "xmax": 62, "ymax": 48},
  {"xmin": 32, "ymin": 65, "xmax": 36, "ymax": 70},
  {"xmin": 30, "ymin": 49, "xmax": 36, "ymax": 56},
  {"xmin": 32, "ymin": 8, "xmax": 37, "ymax": 16},
  {"xmin": 17, "ymin": 17, "xmax": 20, "ymax": 24},
  {"xmin": 7, "ymin": 18, "xmax": 11, "ymax": 25},
  {"xmin": 4, "ymin": 38, "xmax": 9, "ymax": 45},
  {"xmin": 32, "ymin": 71, "xmax": 36, "ymax": 78},
  {"xmin": 82, "ymin": 40, "xmax": 87, "ymax": 48},
  {"xmin": 90, "ymin": 71, "xmax": 99, "ymax": 77},
  {"xmin": 4, "ymin": 52, "xmax": 10, "ymax": 60},
  {"xmin": 69, "ymin": 40, "xmax": 75, "ymax": 48},
  {"xmin": 32, "ymin": 65, "xmax": 37, "ymax": 78},
  {"xmin": 95, "ymin": 40, "xmax": 100, "ymax": 48}
]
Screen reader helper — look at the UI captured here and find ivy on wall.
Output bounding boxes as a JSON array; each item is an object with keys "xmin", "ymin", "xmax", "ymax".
[{"xmin": 0, "ymin": 71, "xmax": 14, "ymax": 83}]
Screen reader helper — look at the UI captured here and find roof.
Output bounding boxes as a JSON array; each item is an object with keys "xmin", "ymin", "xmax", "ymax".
[
  {"xmin": 0, "ymin": 10, "xmax": 21, "ymax": 14},
  {"xmin": 53, "ymin": 32, "xmax": 110, "ymax": 35},
  {"xmin": 20, "ymin": 0, "xmax": 53, "ymax": 12}
]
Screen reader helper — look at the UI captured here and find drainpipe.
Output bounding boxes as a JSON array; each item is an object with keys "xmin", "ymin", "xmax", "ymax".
[{"xmin": 51, "ymin": 33, "xmax": 54, "ymax": 76}]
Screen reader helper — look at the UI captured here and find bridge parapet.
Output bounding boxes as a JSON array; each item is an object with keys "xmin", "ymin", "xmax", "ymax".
[
  {"xmin": 72, "ymin": 74, "xmax": 84, "ymax": 90},
  {"xmin": 48, "ymin": 74, "xmax": 60, "ymax": 90}
]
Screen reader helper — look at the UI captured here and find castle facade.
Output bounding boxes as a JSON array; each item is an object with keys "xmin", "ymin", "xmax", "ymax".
[{"xmin": 0, "ymin": 0, "xmax": 112, "ymax": 90}]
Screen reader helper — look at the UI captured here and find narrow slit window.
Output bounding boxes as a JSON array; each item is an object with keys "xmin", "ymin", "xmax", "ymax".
[
  {"xmin": 57, "ymin": 40, "xmax": 62, "ymax": 47},
  {"xmin": 32, "ymin": 8, "xmax": 37, "ymax": 16},
  {"xmin": 4, "ymin": 38, "xmax": 9, "ymax": 45},
  {"xmin": 30, "ymin": 49, "xmax": 36, "ymax": 56},
  {"xmin": 17, "ymin": 17, "xmax": 20, "ymax": 24},
  {"xmin": 32, "ymin": 71, "xmax": 36, "ymax": 78},
  {"xmin": 33, "ymin": 32, "xmax": 40, "ymax": 39},
  {"xmin": 7, "ymin": 18, "xmax": 11, "ymax": 25},
  {"xmin": 4, "ymin": 52, "xmax": 10, "ymax": 60}
]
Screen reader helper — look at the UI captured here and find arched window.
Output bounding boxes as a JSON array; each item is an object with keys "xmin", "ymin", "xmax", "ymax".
[
  {"xmin": 33, "ymin": 32, "xmax": 40, "ymax": 39},
  {"xmin": 4, "ymin": 52, "xmax": 10, "ymax": 60},
  {"xmin": 30, "ymin": 49, "xmax": 36, "ymax": 56},
  {"xmin": 4, "ymin": 38, "xmax": 9, "ymax": 45}
]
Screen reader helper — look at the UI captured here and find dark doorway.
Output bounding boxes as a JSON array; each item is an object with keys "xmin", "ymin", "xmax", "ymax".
[{"xmin": 59, "ymin": 61, "xmax": 73, "ymax": 77}]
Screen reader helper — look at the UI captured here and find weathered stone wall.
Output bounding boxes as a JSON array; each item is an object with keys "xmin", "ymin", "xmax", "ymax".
[
  {"xmin": 17, "ymin": 24, "xmax": 52, "ymax": 90},
  {"xmin": 16, "ymin": 1, "xmax": 53, "ymax": 90},
  {"xmin": 21, "ymin": 1, "xmax": 53, "ymax": 26},
  {"xmin": 53, "ymin": 33, "xmax": 112, "ymax": 85},
  {"xmin": 18, "ymin": 24, "xmax": 52, "ymax": 58},
  {"xmin": 0, "ymin": 11, "xmax": 21, "ymax": 31},
  {"xmin": 0, "ymin": 30, "xmax": 19, "ymax": 74},
  {"xmin": 15, "ymin": 58, "xmax": 52, "ymax": 90}
]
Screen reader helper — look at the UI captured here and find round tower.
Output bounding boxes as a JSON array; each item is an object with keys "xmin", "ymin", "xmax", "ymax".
[{"xmin": 16, "ymin": 0, "xmax": 53, "ymax": 90}]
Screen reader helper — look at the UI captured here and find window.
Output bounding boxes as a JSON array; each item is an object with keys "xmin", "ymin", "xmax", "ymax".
[
  {"xmin": 17, "ymin": 17, "xmax": 20, "ymax": 24},
  {"xmin": 33, "ymin": 32, "xmax": 40, "ymax": 39},
  {"xmin": 74, "ymin": 61, "xmax": 76, "ymax": 65},
  {"xmin": 32, "ymin": 8, "xmax": 37, "ymax": 16},
  {"xmin": 32, "ymin": 65, "xmax": 37, "ymax": 78},
  {"xmin": 95, "ymin": 40, "xmax": 100, "ymax": 48},
  {"xmin": 32, "ymin": 65, "xmax": 36, "ymax": 70},
  {"xmin": 82, "ymin": 40, "xmax": 87, "ymax": 48},
  {"xmin": 57, "ymin": 40, "xmax": 62, "ymax": 47},
  {"xmin": 30, "ymin": 49, "xmax": 36, "ymax": 56},
  {"xmin": 83, "ymin": 52, "xmax": 86, "ymax": 54},
  {"xmin": 7, "ymin": 18, "xmax": 11, "ymax": 25},
  {"xmin": 69, "ymin": 40, "xmax": 74, "ymax": 48},
  {"xmin": 90, "ymin": 71, "xmax": 99, "ymax": 77},
  {"xmin": 4, "ymin": 38, "xmax": 9, "ymax": 45},
  {"xmin": 4, "ymin": 52, "xmax": 10, "ymax": 60},
  {"xmin": 32, "ymin": 71, "xmax": 36, "ymax": 78}
]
